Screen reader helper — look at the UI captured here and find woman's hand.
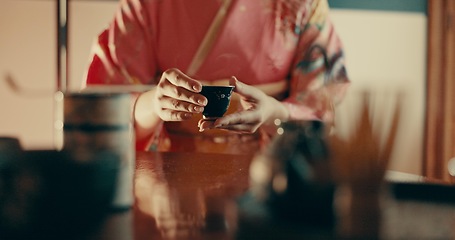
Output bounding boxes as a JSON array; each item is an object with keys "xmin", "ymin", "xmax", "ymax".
[
  {"xmin": 152, "ymin": 68, "xmax": 207, "ymax": 121},
  {"xmin": 198, "ymin": 77, "xmax": 289, "ymax": 133},
  {"xmin": 134, "ymin": 68, "xmax": 207, "ymax": 149}
]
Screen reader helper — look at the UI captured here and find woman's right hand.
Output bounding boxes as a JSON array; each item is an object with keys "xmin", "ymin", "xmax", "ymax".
[{"xmin": 152, "ymin": 68, "xmax": 207, "ymax": 121}]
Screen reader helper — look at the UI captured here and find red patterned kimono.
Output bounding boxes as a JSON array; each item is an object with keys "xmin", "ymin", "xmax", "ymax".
[{"xmin": 84, "ymin": 0, "xmax": 350, "ymax": 153}]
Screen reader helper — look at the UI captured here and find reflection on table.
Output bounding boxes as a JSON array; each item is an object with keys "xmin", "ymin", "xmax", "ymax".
[
  {"xmin": 91, "ymin": 151, "xmax": 455, "ymax": 240},
  {"xmin": 134, "ymin": 151, "xmax": 250, "ymax": 240},
  {"xmin": 1, "ymin": 148, "xmax": 454, "ymax": 239}
]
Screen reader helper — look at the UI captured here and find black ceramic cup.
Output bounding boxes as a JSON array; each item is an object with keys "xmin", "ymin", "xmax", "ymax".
[{"xmin": 200, "ymin": 86, "xmax": 235, "ymax": 119}]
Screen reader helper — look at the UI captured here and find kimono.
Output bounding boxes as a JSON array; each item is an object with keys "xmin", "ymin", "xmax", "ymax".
[{"xmin": 84, "ymin": 0, "xmax": 350, "ymax": 153}]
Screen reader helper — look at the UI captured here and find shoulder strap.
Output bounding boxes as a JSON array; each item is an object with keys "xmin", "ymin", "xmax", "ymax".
[{"xmin": 186, "ymin": 0, "xmax": 233, "ymax": 76}]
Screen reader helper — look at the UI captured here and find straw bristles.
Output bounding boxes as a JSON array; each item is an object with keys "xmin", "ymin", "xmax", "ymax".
[{"xmin": 329, "ymin": 92, "xmax": 401, "ymax": 192}]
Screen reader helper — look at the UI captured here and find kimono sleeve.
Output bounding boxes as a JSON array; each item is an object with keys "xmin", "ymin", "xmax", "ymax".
[
  {"xmin": 282, "ymin": 0, "xmax": 350, "ymax": 122},
  {"xmin": 84, "ymin": 0, "xmax": 158, "ymax": 86}
]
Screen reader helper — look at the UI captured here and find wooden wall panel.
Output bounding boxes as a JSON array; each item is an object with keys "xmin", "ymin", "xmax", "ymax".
[{"xmin": 425, "ymin": 0, "xmax": 455, "ymax": 182}]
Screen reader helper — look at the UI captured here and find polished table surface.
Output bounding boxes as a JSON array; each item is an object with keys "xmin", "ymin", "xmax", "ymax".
[
  {"xmin": 94, "ymin": 151, "xmax": 252, "ymax": 240},
  {"xmin": 87, "ymin": 151, "xmax": 455, "ymax": 240}
]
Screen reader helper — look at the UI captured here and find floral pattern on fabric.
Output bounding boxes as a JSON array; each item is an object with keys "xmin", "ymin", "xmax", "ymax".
[{"xmin": 84, "ymin": 0, "xmax": 350, "ymax": 151}]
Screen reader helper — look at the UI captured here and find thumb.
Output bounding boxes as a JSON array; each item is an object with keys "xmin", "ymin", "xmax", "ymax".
[
  {"xmin": 229, "ymin": 76, "xmax": 257, "ymax": 98},
  {"xmin": 229, "ymin": 76, "xmax": 239, "ymax": 89}
]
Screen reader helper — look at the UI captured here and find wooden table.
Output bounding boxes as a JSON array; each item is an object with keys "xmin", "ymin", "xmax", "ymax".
[
  {"xmin": 93, "ymin": 151, "xmax": 252, "ymax": 240},
  {"xmin": 80, "ymin": 151, "xmax": 455, "ymax": 240},
  {"xmin": 4, "ymin": 152, "xmax": 455, "ymax": 240}
]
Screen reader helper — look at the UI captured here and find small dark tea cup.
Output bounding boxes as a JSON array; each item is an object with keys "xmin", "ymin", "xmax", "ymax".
[{"xmin": 200, "ymin": 85, "xmax": 235, "ymax": 119}]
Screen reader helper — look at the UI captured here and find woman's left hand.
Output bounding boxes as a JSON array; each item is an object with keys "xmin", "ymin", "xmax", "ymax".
[{"xmin": 198, "ymin": 77, "xmax": 289, "ymax": 133}]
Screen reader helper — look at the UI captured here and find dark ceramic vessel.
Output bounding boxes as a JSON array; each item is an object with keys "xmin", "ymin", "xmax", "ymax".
[{"xmin": 200, "ymin": 86, "xmax": 234, "ymax": 118}]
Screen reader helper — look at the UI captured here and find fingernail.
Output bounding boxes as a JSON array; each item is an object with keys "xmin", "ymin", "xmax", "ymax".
[{"xmin": 193, "ymin": 85, "xmax": 201, "ymax": 91}]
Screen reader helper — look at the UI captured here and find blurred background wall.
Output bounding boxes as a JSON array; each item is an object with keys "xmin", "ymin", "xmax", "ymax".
[
  {"xmin": 0, "ymin": 0, "xmax": 427, "ymax": 175},
  {"xmin": 328, "ymin": 0, "xmax": 427, "ymax": 175}
]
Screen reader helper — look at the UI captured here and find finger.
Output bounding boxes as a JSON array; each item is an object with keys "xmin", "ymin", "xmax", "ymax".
[
  {"xmin": 159, "ymin": 109, "xmax": 193, "ymax": 122},
  {"xmin": 213, "ymin": 111, "xmax": 260, "ymax": 128},
  {"xmin": 160, "ymin": 96, "xmax": 205, "ymax": 113},
  {"xmin": 215, "ymin": 123, "xmax": 259, "ymax": 133},
  {"xmin": 161, "ymin": 68, "xmax": 203, "ymax": 92},
  {"xmin": 199, "ymin": 116, "xmax": 258, "ymax": 133},
  {"xmin": 198, "ymin": 119, "xmax": 217, "ymax": 132},
  {"xmin": 229, "ymin": 76, "xmax": 263, "ymax": 101},
  {"xmin": 158, "ymin": 83, "xmax": 207, "ymax": 106}
]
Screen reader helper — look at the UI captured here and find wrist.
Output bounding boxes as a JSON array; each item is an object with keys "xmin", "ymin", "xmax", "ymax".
[
  {"xmin": 271, "ymin": 98, "xmax": 290, "ymax": 123},
  {"xmin": 263, "ymin": 97, "xmax": 290, "ymax": 126},
  {"xmin": 134, "ymin": 89, "xmax": 161, "ymax": 141}
]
